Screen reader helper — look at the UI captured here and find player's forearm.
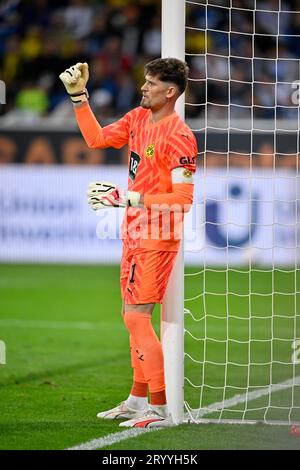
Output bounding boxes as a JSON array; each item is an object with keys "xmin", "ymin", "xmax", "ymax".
[
  {"xmin": 87, "ymin": 182, "xmax": 194, "ymax": 211},
  {"xmin": 74, "ymin": 102, "xmax": 108, "ymax": 148},
  {"xmin": 142, "ymin": 184, "xmax": 194, "ymax": 212}
]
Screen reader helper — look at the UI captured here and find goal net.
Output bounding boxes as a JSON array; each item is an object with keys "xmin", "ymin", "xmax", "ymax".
[{"xmin": 183, "ymin": 0, "xmax": 300, "ymax": 425}]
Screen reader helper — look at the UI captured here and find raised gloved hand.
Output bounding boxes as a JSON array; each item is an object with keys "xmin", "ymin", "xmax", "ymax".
[
  {"xmin": 87, "ymin": 182, "xmax": 141, "ymax": 210},
  {"xmin": 59, "ymin": 62, "xmax": 89, "ymax": 103}
]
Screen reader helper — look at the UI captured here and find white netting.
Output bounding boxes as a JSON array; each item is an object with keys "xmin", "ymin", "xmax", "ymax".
[{"xmin": 184, "ymin": 0, "xmax": 300, "ymax": 425}]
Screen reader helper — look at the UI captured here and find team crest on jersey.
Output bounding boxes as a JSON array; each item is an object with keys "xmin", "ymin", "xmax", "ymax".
[
  {"xmin": 145, "ymin": 144, "xmax": 155, "ymax": 158},
  {"xmin": 183, "ymin": 169, "xmax": 193, "ymax": 178}
]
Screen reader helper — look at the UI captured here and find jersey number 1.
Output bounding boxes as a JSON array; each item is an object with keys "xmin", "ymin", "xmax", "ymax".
[{"xmin": 129, "ymin": 263, "xmax": 136, "ymax": 283}]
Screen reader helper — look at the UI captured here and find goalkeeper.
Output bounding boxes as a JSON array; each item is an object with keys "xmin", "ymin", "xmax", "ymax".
[{"xmin": 60, "ymin": 58, "xmax": 198, "ymax": 428}]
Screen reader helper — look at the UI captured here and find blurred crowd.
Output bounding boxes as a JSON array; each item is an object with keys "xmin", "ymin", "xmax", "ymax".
[
  {"xmin": 186, "ymin": 0, "xmax": 300, "ymax": 121},
  {"xmin": 0, "ymin": 0, "xmax": 299, "ymax": 124},
  {"xmin": 0, "ymin": 0, "xmax": 162, "ymax": 120}
]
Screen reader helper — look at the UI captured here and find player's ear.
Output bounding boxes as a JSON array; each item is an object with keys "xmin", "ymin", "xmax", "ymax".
[{"xmin": 166, "ymin": 86, "xmax": 177, "ymax": 99}]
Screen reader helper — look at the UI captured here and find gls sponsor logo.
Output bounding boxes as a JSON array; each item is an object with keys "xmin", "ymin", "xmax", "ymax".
[{"xmin": 179, "ymin": 156, "xmax": 196, "ymax": 165}]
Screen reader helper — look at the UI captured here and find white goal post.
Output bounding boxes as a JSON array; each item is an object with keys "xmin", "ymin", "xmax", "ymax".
[
  {"xmin": 161, "ymin": 0, "xmax": 186, "ymax": 425},
  {"xmin": 162, "ymin": 0, "xmax": 300, "ymax": 426}
]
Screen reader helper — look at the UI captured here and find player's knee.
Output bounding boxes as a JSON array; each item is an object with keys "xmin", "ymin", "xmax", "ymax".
[
  {"xmin": 123, "ymin": 304, "xmax": 155, "ymax": 334},
  {"xmin": 124, "ymin": 311, "xmax": 148, "ymax": 336},
  {"xmin": 123, "ymin": 309, "xmax": 151, "ymax": 333},
  {"xmin": 123, "ymin": 311, "xmax": 136, "ymax": 332},
  {"xmin": 124, "ymin": 303, "xmax": 155, "ymax": 314}
]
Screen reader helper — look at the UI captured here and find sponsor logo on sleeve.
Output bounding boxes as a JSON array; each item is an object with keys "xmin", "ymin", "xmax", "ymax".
[{"xmin": 179, "ymin": 156, "xmax": 196, "ymax": 165}]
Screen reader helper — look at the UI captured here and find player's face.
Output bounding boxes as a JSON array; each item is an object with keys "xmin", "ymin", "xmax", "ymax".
[{"xmin": 140, "ymin": 74, "xmax": 171, "ymax": 111}]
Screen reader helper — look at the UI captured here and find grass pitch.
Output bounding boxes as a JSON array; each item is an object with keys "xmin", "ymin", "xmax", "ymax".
[{"xmin": 0, "ymin": 264, "xmax": 299, "ymax": 450}]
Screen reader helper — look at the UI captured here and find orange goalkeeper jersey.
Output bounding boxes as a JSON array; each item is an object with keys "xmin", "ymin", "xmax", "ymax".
[{"xmin": 75, "ymin": 103, "xmax": 198, "ymax": 251}]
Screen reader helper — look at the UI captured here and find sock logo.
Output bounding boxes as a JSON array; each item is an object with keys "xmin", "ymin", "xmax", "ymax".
[{"xmin": 136, "ymin": 349, "xmax": 144, "ymax": 361}]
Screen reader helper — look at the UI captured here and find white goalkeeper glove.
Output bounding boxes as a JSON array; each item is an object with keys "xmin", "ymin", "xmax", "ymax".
[
  {"xmin": 87, "ymin": 182, "xmax": 141, "ymax": 210},
  {"xmin": 59, "ymin": 62, "xmax": 89, "ymax": 104}
]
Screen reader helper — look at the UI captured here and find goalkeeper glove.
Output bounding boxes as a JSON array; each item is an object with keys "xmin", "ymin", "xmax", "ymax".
[
  {"xmin": 59, "ymin": 62, "xmax": 89, "ymax": 104},
  {"xmin": 87, "ymin": 182, "xmax": 141, "ymax": 210}
]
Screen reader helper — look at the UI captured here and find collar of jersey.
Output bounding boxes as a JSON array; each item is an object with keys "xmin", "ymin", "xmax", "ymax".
[{"xmin": 147, "ymin": 110, "xmax": 177, "ymax": 127}]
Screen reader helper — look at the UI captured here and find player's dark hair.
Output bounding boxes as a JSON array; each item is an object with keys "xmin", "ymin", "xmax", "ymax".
[{"xmin": 144, "ymin": 58, "xmax": 189, "ymax": 95}]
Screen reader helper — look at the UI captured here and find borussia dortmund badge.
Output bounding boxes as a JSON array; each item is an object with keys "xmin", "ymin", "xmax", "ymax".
[
  {"xmin": 183, "ymin": 169, "xmax": 193, "ymax": 178},
  {"xmin": 145, "ymin": 144, "xmax": 155, "ymax": 158}
]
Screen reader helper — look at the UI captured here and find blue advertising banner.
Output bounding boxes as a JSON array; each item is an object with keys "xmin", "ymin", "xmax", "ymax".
[{"xmin": 0, "ymin": 166, "xmax": 298, "ymax": 265}]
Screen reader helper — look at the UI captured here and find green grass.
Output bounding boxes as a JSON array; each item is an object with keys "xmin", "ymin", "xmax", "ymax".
[
  {"xmin": 184, "ymin": 266, "xmax": 300, "ymax": 423},
  {"xmin": 0, "ymin": 264, "xmax": 299, "ymax": 450}
]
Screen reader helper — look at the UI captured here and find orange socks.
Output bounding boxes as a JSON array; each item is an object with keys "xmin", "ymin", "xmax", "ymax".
[
  {"xmin": 124, "ymin": 312, "xmax": 166, "ymax": 405},
  {"xmin": 150, "ymin": 390, "xmax": 166, "ymax": 405},
  {"xmin": 129, "ymin": 334, "xmax": 148, "ymax": 396}
]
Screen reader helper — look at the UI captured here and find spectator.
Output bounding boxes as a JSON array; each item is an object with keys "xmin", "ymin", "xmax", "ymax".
[
  {"xmin": 0, "ymin": 0, "xmax": 298, "ymax": 122},
  {"xmin": 15, "ymin": 81, "xmax": 49, "ymax": 116},
  {"xmin": 64, "ymin": 0, "xmax": 93, "ymax": 40},
  {"xmin": 256, "ymin": 143, "xmax": 275, "ymax": 168}
]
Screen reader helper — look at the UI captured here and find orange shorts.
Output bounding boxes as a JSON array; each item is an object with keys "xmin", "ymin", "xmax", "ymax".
[{"xmin": 120, "ymin": 247, "xmax": 178, "ymax": 305}]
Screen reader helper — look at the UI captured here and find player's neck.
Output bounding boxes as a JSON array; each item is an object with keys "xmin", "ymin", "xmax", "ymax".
[{"xmin": 150, "ymin": 105, "xmax": 176, "ymax": 124}]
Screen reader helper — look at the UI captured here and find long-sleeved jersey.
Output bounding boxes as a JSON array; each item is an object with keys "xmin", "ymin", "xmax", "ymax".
[{"xmin": 75, "ymin": 103, "xmax": 198, "ymax": 251}]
